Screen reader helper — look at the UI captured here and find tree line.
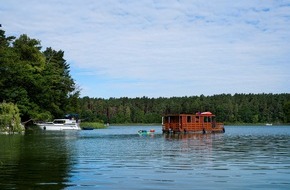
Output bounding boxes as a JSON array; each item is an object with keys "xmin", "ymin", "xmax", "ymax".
[{"xmin": 79, "ymin": 94, "xmax": 290, "ymax": 124}]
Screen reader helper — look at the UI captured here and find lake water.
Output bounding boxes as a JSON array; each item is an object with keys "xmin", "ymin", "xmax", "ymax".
[{"xmin": 1, "ymin": 125, "xmax": 290, "ymax": 189}]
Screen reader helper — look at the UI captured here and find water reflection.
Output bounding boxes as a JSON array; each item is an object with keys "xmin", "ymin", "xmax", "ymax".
[
  {"xmin": 162, "ymin": 133, "xmax": 225, "ymax": 155},
  {"xmin": 1, "ymin": 126, "xmax": 290, "ymax": 189},
  {"xmin": 0, "ymin": 131, "xmax": 77, "ymax": 189}
]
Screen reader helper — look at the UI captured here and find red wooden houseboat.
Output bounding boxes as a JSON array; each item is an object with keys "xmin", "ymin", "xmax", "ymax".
[{"xmin": 162, "ymin": 112, "xmax": 225, "ymax": 134}]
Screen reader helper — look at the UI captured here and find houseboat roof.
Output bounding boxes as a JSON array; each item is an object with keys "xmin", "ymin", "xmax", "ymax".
[{"xmin": 164, "ymin": 112, "xmax": 215, "ymax": 116}]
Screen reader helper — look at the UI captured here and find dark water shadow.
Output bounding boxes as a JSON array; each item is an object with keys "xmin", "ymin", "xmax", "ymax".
[{"xmin": 0, "ymin": 131, "xmax": 77, "ymax": 189}]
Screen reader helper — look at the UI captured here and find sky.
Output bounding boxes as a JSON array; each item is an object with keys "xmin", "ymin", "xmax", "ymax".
[{"xmin": 1, "ymin": 0, "xmax": 290, "ymax": 98}]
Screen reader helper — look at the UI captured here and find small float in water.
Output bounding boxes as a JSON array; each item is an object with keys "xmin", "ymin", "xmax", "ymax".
[{"xmin": 138, "ymin": 129, "xmax": 155, "ymax": 135}]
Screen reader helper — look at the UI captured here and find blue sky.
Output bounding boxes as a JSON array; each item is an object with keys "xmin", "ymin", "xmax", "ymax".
[{"xmin": 1, "ymin": 0, "xmax": 290, "ymax": 98}]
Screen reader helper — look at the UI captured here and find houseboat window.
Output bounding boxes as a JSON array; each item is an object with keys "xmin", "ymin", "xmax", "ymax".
[
  {"xmin": 204, "ymin": 117, "xmax": 212, "ymax": 123},
  {"xmin": 187, "ymin": 116, "xmax": 191, "ymax": 123},
  {"xmin": 195, "ymin": 116, "xmax": 199, "ymax": 122}
]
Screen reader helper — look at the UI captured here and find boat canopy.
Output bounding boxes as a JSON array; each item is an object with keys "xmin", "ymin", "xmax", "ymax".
[
  {"xmin": 200, "ymin": 112, "xmax": 212, "ymax": 115},
  {"xmin": 65, "ymin": 113, "xmax": 79, "ymax": 119}
]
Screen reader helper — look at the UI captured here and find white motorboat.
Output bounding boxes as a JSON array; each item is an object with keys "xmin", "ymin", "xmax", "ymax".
[{"xmin": 36, "ymin": 118, "xmax": 81, "ymax": 130}]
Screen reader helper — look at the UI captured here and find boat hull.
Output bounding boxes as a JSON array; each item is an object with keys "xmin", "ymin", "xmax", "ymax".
[{"xmin": 36, "ymin": 123, "xmax": 81, "ymax": 130}]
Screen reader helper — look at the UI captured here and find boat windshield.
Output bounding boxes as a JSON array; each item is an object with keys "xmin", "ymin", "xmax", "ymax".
[{"xmin": 53, "ymin": 120, "xmax": 66, "ymax": 124}]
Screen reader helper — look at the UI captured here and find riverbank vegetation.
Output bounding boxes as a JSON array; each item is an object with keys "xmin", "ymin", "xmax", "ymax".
[
  {"xmin": 0, "ymin": 102, "xmax": 24, "ymax": 133},
  {"xmin": 1, "ymin": 28, "xmax": 290, "ymax": 128},
  {"xmin": 80, "ymin": 122, "xmax": 106, "ymax": 129}
]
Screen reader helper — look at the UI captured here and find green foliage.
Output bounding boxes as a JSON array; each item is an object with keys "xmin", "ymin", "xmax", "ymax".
[
  {"xmin": 79, "ymin": 94, "xmax": 290, "ymax": 124},
  {"xmin": 80, "ymin": 122, "xmax": 106, "ymax": 129},
  {"xmin": 0, "ymin": 102, "xmax": 24, "ymax": 133},
  {"xmin": 283, "ymin": 101, "xmax": 290, "ymax": 123},
  {"xmin": 0, "ymin": 28, "xmax": 80, "ymax": 122}
]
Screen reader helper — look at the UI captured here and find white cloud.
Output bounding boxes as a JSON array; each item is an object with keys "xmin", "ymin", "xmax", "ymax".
[{"xmin": 1, "ymin": 0, "xmax": 290, "ymax": 98}]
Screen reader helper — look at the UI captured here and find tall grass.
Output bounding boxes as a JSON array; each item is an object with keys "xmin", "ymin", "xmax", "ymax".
[{"xmin": 80, "ymin": 122, "xmax": 107, "ymax": 129}]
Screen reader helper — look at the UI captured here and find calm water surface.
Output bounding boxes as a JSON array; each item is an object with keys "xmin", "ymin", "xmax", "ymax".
[{"xmin": 1, "ymin": 125, "xmax": 290, "ymax": 189}]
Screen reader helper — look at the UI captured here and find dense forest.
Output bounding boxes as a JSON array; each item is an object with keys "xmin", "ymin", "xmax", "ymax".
[
  {"xmin": 1, "ymin": 28, "xmax": 290, "ymax": 126},
  {"xmin": 0, "ymin": 28, "xmax": 80, "ymax": 124},
  {"xmin": 79, "ymin": 94, "xmax": 290, "ymax": 124}
]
